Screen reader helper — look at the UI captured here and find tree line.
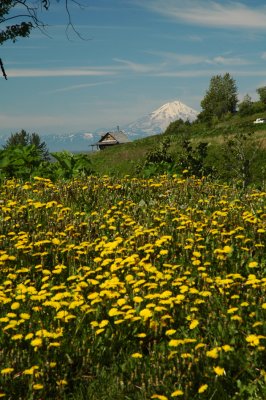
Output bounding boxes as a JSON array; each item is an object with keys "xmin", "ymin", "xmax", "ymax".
[{"xmin": 198, "ymin": 73, "xmax": 266, "ymax": 122}]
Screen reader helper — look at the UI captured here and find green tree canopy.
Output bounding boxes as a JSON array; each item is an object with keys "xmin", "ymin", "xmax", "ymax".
[
  {"xmin": 199, "ymin": 73, "xmax": 238, "ymax": 121},
  {"xmin": 238, "ymin": 94, "xmax": 253, "ymax": 116},
  {"xmin": 256, "ymin": 86, "xmax": 266, "ymax": 105},
  {"xmin": 3, "ymin": 129, "xmax": 50, "ymax": 160}
]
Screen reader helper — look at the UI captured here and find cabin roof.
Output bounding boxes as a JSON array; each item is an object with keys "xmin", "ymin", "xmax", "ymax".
[{"xmin": 96, "ymin": 131, "xmax": 131, "ymax": 145}]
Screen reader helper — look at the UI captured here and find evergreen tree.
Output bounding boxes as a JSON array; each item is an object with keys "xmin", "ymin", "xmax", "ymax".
[
  {"xmin": 3, "ymin": 129, "xmax": 50, "ymax": 160},
  {"xmin": 200, "ymin": 73, "xmax": 238, "ymax": 121}
]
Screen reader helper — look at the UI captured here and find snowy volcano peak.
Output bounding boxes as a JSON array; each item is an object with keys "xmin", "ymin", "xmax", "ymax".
[
  {"xmin": 150, "ymin": 100, "xmax": 198, "ymax": 123},
  {"xmin": 123, "ymin": 100, "xmax": 198, "ymax": 137}
]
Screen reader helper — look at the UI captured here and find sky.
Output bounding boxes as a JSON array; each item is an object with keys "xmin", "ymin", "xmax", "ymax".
[{"xmin": 1, "ymin": 0, "xmax": 266, "ymax": 136}]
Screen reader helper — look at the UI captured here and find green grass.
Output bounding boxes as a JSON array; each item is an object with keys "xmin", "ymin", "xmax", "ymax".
[{"xmin": 88, "ymin": 117, "xmax": 266, "ymax": 186}]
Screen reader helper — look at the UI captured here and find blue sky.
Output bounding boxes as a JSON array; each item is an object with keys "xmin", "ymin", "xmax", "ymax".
[{"xmin": 1, "ymin": 0, "xmax": 266, "ymax": 136}]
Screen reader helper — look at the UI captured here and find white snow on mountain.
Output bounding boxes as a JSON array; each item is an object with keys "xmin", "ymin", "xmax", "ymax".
[{"xmin": 123, "ymin": 100, "xmax": 198, "ymax": 137}]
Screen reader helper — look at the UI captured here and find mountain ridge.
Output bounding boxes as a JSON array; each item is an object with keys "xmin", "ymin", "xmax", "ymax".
[{"xmin": 0, "ymin": 100, "xmax": 198, "ymax": 152}]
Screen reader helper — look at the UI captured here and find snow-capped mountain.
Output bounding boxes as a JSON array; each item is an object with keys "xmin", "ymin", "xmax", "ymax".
[
  {"xmin": 0, "ymin": 100, "xmax": 198, "ymax": 152},
  {"xmin": 123, "ymin": 101, "xmax": 198, "ymax": 137}
]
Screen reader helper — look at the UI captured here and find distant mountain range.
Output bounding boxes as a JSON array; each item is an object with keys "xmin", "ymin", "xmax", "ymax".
[{"xmin": 0, "ymin": 100, "xmax": 198, "ymax": 152}]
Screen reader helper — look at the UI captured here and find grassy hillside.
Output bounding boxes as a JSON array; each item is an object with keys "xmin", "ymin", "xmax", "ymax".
[{"xmin": 88, "ymin": 113, "xmax": 266, "ymax": 185}]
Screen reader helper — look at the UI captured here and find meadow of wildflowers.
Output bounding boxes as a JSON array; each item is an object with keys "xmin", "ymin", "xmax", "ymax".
[{"xmin": 0, "ymin": 175, "xmax": 265, "ymax": 399}]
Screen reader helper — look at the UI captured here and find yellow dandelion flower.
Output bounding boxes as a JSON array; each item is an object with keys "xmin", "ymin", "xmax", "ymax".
[
  {"xmin": 56, "ymin": 379, "xmax": 68, "ymax": 386},
  {"xmin": 248, "ymin": 261, "xmax": 258, "ymax": 268},
  {"xmin": 180, "ymin": 285, "xmax": 189, "ymax": 293},
  {"xmin": 133, "ymin": 296, "xmax": 143, "ymax": 303},
  {"xmin": 165, "ymin": 329, "xmax": 176, "ymax": 336},
  {"xmin": 23, "ymin": 366, "xmax": 39, "ymax": 375},
  {"xmin": 192, "ymin": 259, "xmax": 201, "ymax": 266},
  {"xmin": 30, "ymin": 338, "xmax": 43, "ymax": 347},
  {"xmin": 1, "ymin": 368, "xmax": 14, "ymax": 375},
  {"xmin": 206, "ymin": 348, "xmax": 219, "ymax": 358},
  {"xmin": 175, "ymin": 294, "xmax": 185, "ymax": 302},
  {"xmin": 117, "ymin": 298, "xmax": 127, "ymax": 306},
  {"xmin": 227, "ymin": 307, "xmax": 238, "ymax": 314},
  {"xmin": 195, "ymin": 343, "xmax": 206, "ymax": 350},
  {"xmin": 108, "ymin": 308, "xmax": 120, "ymax": 317},
  {"xmin": 171, "ymin": 389, "xmax": 184, "ymax": 396},
  {"xmin": 200, "ymin": 291, "xmax": 212, "ymax": 297},
  {"xmin": 151, "ymin": 395, "xmax": 168, "ymax": 400},
  {"xmin": 32, "ymin": 384, "xmax": 44, "ymax": 390},
  {"xmin": 48, "ymin": 342, "xmax": 61, "ymax": 347},
  {"xmin": 99, "ymin": 320, "xmax": 109, "ymax": 328},
  {"xmin": 223, "ymin": 246, "xmax": 233, "ymax": 254},
  {"xmin": 20, "ymin": 313, "xmax": 30, "ymax": 320},
  {"xmin": 114, "ymin": 319, "xmax": 125, "ymax": 325},
  {"xmin": 169, "ymin": 339, "xmax": 184, "ymax": 347},
  {"xmin": 192, "ymin": 251, "xmax": 201, "ymax": 258},
  {"xmin": 11, "ymin": 334, "xmax": 23, "ymax": 340},
  {"xmin": 160, "ymin": 290, "xmax": 172, "ymax": 298},
  {"xmin": 95, "ymin": 329, "xmax": 105, "ymax": 335},
  {"xmin": 262, "ymin": 303, "xmax": 266, "ymax": 309},
  {"xmin": 222, "ymin": 345, "xmax": 233, "ymax": 352},
  {"xmin": 198, "ymin": 384, "xmax": 208, "ymax": 393},
  {"xmin": 10, "ymin": 302, "xmax": 20, "ymax": 310},
  {"xmin": 246, "ymin": 334, "xmax": 260, "ymax": 346},
  {"xmin": 139, "ymin": 308, "xmax": 153, "ymax": 319},
  {"xmin": 55, "ymin": 310, "xmax": 69, "ymax": 320},
  {"xmin": 131, "ymin": 353, "xmax": 143, "ymax": 358},
  {"xmin": 25, "ymin": 333, "xmax": 34, "ymax": 340},
  {"xmin": 136, "ymin": 333, "xmax": 147, "ymax": 338},
  {"xmin": 231, "ymin": 315, "xmax": 242, "ymax": 322},
  {"xmin": 181, "ymin": 353, "xmax": 192, "ymax": 359},
  {"xmin": 253, "ymin": 322, "xmax": 263, "ymax": 328},
  {"xmin": 49, "ymin": 362, "xmax": 57, "ymax": 368},
  {"xmin": 213, "ymin": 366, "xmax": 225, "ymax": 376},
  {"xmin": 189, "ymin": 319, "xmax": 199, "ymax": 329},
  {"xmin": 0, "ymin": 317, "xmax": 9, "ymax": 323}
]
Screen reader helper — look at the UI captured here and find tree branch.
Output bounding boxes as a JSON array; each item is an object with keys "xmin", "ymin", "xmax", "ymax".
[
  {"xmin": 0, "ymin": 58, "xmax": 7, "ymax": 80},
  {"xmin": 0, "ymin": 0, "xmax": 88, "ymax": 78}
]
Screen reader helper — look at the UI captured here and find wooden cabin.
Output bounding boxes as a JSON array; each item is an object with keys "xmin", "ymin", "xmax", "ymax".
[{"xmin": 92, "ymin": 129, "xmax": 130, "ymax": 151}]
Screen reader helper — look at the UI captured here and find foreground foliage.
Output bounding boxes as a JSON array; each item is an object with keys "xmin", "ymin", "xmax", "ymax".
[{"xmin": 0, "ymin": 175, "xmax": 265, "ymax": 399}]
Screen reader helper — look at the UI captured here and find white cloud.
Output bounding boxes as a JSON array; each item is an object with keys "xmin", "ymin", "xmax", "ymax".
[
  {"xmin": 7, "ymin": 59, "xmax": 161, "ymax": 78},
  {"xmin": 146, "ymin": 51, "xmax": 250, "ymax": 66},
  {"xmin": 153, "ymin": 69, "xmax": 266, "ymax": 78},
  {"xmin": 210, "ymin": 56, "xmax": 251, "ymax": 66},
  {"xmin": 147, "ymin": 51, "xmax": 207, "ymax": 65},
  {"xmin": 142, "ymin": 0, "xmax": 266, "ymax": 29},
  {"xmin": 45, "ymin": 80, "xmax": 114, "ymax": 94},
  {"xmin": 8, "ymin": 68, "xmax": 116, "ymax": 78},
  {"xmin": 113, "ymin": 58, "xmax": 157, "ymax": 73}
]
